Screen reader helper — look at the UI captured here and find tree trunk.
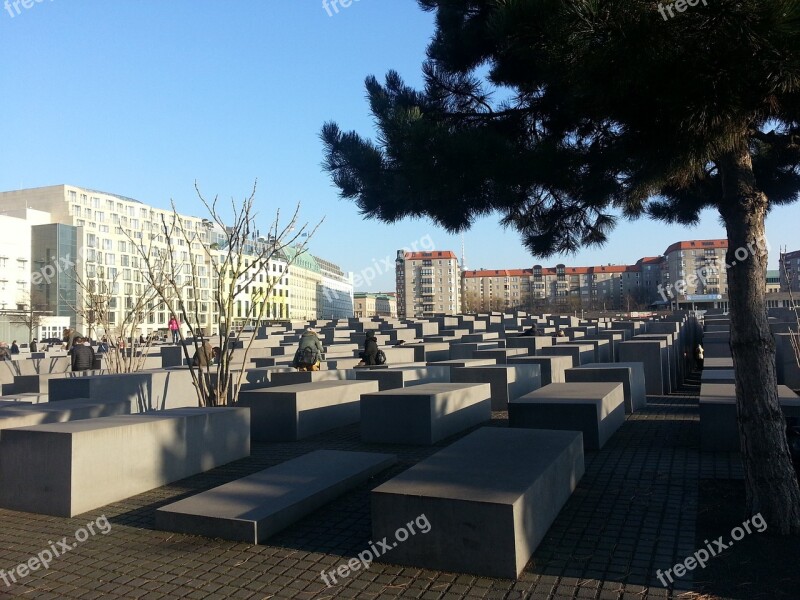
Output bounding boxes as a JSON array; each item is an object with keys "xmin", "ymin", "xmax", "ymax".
[{"xmin": 719, "ymin": 145, "xmax": 800, "ymax": 535}]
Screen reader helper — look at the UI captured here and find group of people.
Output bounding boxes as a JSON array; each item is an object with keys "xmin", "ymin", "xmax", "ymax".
[{"xmin": 292, "ymin": 328, "xmax": 384, "ymax": 371}]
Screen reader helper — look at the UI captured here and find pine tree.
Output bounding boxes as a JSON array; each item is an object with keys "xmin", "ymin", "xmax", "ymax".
[{"xmin": 322, "ymin": 0, "xmax": 800, "ymax": 533}]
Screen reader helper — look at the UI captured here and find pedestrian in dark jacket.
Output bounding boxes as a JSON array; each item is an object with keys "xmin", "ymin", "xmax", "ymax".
[
  {"xmin": 360, "ymin": 330, "xmax": 379, "ymax": 366},
  {"xmin": 294, "ymin": 328, "xmax": 323, "ymax": 371},
  {"xmin": 10, "ymin": 341, "xmax": 19, "ymax": 355},
  {"xmin": 29, "ymin": 339, "xmax": 37, "ymax": 353},
  {"xmin": 71, "ymin": 338, "xmax": 95, "ymax": 371}
]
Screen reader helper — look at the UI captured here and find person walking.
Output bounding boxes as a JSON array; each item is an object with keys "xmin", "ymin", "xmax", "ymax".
[
  {"xmin": 168, "ymin": 316, "xmax": 180, "ymax": 344},
  {"xmin": 9, "ymin": 341, "xmax": 19, "ymax": 355},
  {"xmin": 293, "ymin": 327, "xmax": 323, "ymax": 371},
  {"xmin": 29, "ymin": 339, "xmax": 37, "ymax": 353},
  {"xmin": 70, "ymin": 337, "xmax": 95, "ymax": 372},
  {"xmin": 695, "ymin": 343, "xmax": 705, "ymax": 371}
]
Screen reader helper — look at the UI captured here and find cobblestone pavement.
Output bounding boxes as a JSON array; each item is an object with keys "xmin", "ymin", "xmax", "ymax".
[{"xmin": 0, "ymin": 380, "xmax": 713, "ymax": 600}]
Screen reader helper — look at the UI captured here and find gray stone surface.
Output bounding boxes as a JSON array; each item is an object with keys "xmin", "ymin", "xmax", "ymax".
[
  {"xmin": 360, "ymin": 383, "xmax": 491, "ymax": 445},
  {"xmin": 0, "ymin": 407, "xmax": 250, "ymax": 516},
  {"xmin": 48, "ymin": 369, "xmax": 199, "ymax": 411},
  {"xmin": 507, "ymin": 355, "xmax": 572, "ymax": 384},
  {"xmin": 237, "ymin": 380, "xmax": 379, "ymax": 442},
  {"xmin": 700, "ymin": 369, "xmax": 736, "ymax": 384},
  {"xmin": 565, "ymin": 362, "xmax": 647, "ymax": 414},
  {"xmin": 155, "ymin": 450, "xmax": 396, "ymax": 544},
  {"xmin": 354, "ymin": 366, "xmax": 450, "ymax": 391},
  {"xmin": 371, "ymin": 427, "xmax": 584, "ymax": 579},
  {"xmin": 509, "ymin": 382, "xmax": 626, "ymax": 450},
  {"xmin": 700, "ymin": 385, "xmax": 800, "ymax": 450},
  {"xmin": 269, "ymin": 369, "xmax": 356, "ymax": 386},
  {"xmin": 0, "ymin": 397, "xmax": 130, "ymax": 437},
  {"xmin": 539, "ymin": 343, "xmax": 595, "ymax": 366},
  {"xmin": 424, "ymin": 358, "xmax": 497, "ymax": 368},
  {"xmin": 451, "ymin": 364, "xmax": 542, "ymax": 410},
  {"xmin": 619, "ymin": 340, "xmax": 665, "ymax": 395}
]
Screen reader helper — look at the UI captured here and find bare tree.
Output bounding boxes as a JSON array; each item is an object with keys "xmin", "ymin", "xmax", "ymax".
[
  {"xmin": 6, "ymin": 290, "xmax": 51, "ymax": 343},
  {"xmin": 69, "ymin": 264, "xmax": 162, "ymax": 373},
  {"xmin": 132, "ymin": 181, "xmax": 321, "ymax": 407}
]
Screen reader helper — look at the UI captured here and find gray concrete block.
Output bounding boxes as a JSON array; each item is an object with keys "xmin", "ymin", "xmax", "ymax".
[
  {"xmin": 0, "ymin": 397, "xmax": 130, "ymax": 438},
  {"xmin": 371, "ymin": 427, "xmax": 584, "ymax": 579},
  {"xmin": 471, "ymin": 348, "xmax": 528, "ymax": 364},
  {"xmin": 618, "ymin": 340, "xmax": 665, "ymax": 395},
  {"xmin": 0, "ymin": 407, "xmax": 250, "ymax": 517},
  {"xmin": 237, "ymin": 380, "xmax": 379, "ymax": 442},
  {"xmin": 360, "ymin": 383, "xmax": 492, "ymax": 445},
  {"xmin": 156, "ymin": 450, "xmax": 396, "ymax": 544},
  {"xmin": 700, "ymin": 386, "xmax": 800, "ymax": 451},
  {"xmin": 509, "ymin": 382, "xmax": 625, "ymax": 450},
  {"xmin": 451, "ymin": 365, "xmax": 542, "ymax": 410},
  {"xmin": 700, "ymin": 369, "xmax": 736, "ymax": 384},
  {"xmin": 507, "ymin": 355, "xmax": 572, "ymax": 385},
  {"xmin": 425, "ymin": 358, "xmax": 497, "ymax": 368},
  {"xmin": 449, "ymin": 342, "xmax": 500, "ymax": 359},
  {"xmin": 48, "ymin": 369, "xmax": 199, "ymax": 411},
  {"xmin": 564, "ymin": 362, "xmax": 646, "ymax": 414},
  {"xmin": 268, "ymin": 369, "xmax": 356, "ymax": 386},
  {"xmin": 354, "ymin": 366, "xmax": 450, "ymax": 391},
  {"xmin": 539, "ymin": 344, "xmax": 595, "ymax": 366}
]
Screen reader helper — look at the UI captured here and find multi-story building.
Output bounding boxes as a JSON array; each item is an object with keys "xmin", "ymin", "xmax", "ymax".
[
  {"xmin": 354, "ymin": 292, "xmax": 397, "ymax": 318},
  {"xmin": 284, "ymin": 248, "xmax": 354, "ymax": 320},
  {"xmin": 661, "ymin": 239, "xmax": 729, "ymax": 301},
  {"xmin": 395, "ymin": 250, "xmax": 460, "ymax": 318},
  {"xmin": 462, "ymin": 239, "xmax": 742, "ymax": 311},
  {"xmin": 780, "ymin": 249, "xmax": 800, "ymax": 293},
  {"xmin": 766, "ymin": 270, "xmax": 782, "ymax": 294},
  {"xmin": 0, "ymin": 185, "xmax": 352, "ymax": 334},
  {"xmin": 0, "ymin": 208, "xmax": 50, "ymax": 312}
]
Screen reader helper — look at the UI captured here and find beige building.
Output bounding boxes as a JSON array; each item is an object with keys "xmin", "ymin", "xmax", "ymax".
[
  {"xmin": 354, "ymin": 292, "xmax": 397, "ymax": 318},
  {"xmin": 395, "ymin": 250, "xmax": 460, "ymax": 318}
]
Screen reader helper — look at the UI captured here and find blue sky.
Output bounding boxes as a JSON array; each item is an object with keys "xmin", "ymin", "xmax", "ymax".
[{"xmin": 1, "ymin": 1, "xmax": 797, "ymax": 291}]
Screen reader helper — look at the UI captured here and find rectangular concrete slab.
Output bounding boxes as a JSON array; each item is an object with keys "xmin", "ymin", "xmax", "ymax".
[
  {"xmin": 564, "ymin": 363, "xmax": 646, "ymax": 414},
  {"xmin": 155, "ymin": 450, "xmax": 396, "ymax": 544},
  {"xmin": 451, "ymin": 364, "xmax": 542, "ymax": 410},
  {"xmin": 0, "ymin": 407, "xmax": 250, "ymax": 516},
  {"xmin": 507, "ymin": 355, "xmax": 572, "ymax": 385},
  {"xmin": 700, "ymin": 386, "xmax": 800, "ymax": 451},
  {"xmin": 237, "ymin": 380, "xmax": 379, "ymax": 442},
  {"xmin": 509, "ymin": 382, "xmax": 625, "ymax": 450},
  {"xmin": 619, "ymin": 340, "xmax": 665, "ymax": 395},
  {"xmin": 0, "ymin": 397, "xmax": 130, "ymax": 437},
  {"xmin": 371, "ymin": 427, "xmax": 584, "ymax": 579},
  {"xmin": 361, "ymin": 383, "xmax": 491, "ymax": 445},
  {"xmin": 354, "ymin": 366, "xmax": 450, "ymax": 391}
]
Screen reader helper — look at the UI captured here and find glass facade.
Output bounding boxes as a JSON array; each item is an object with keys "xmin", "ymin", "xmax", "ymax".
[{"xmin": 31, "ymin": 224, "xmax": 79, "ymax": 327}]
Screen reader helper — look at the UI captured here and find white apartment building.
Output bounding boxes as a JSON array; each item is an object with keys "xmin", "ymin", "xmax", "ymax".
[
  {"xmin": 0, "ymin": 184, "xmax": 351, "ymax": 335},
  {"xmin": 0, "ymin": 208, "xmax": 50, "ymax": 312}
]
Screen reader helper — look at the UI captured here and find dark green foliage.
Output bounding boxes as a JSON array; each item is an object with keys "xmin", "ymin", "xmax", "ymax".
[{"xmin": 321, "ymin": 0, "xmax": 800, "ymax": 257}]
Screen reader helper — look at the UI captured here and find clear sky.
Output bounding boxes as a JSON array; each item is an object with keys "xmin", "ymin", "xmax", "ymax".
[{"xmin": 1, "ymin": 1, "xmax": 797, "ymax": 291}]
